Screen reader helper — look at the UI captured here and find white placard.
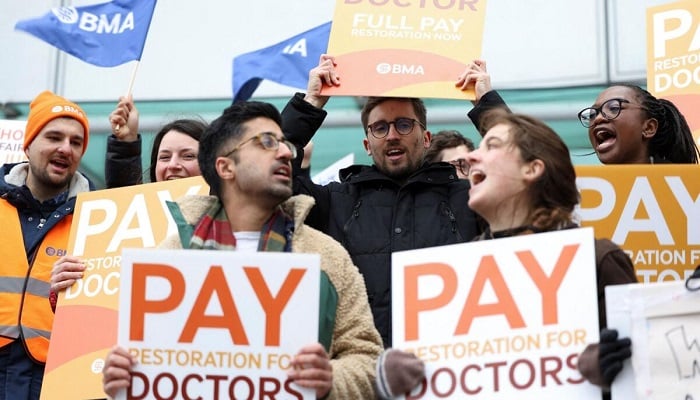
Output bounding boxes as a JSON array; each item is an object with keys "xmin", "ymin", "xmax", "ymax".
[
  {"xmin": 392, "ymin": 228, "xmax": 601, "ymax": 399},
  {"xmin": 117, "ymin": 248, "xmax": 320, "ymax": 400}
]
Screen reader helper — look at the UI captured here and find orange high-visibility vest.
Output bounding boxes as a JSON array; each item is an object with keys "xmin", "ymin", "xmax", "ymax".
[{"xmin": 0, "ymin": 199, "xmax": 72, "ymax": 363}]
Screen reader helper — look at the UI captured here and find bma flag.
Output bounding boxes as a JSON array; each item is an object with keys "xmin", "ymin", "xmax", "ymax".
[
  {"xmin": 232, "ymin": 22, "xmax": 331, "ymax": 102},
  {"xmin": 15, "ymin": 0, "xmax": 157, "ymax": 67}
]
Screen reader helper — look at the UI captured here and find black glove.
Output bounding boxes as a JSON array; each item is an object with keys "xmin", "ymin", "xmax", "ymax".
[{"xmin": 599, "ymin": 328, "xmax": 632, "ymax": 386}]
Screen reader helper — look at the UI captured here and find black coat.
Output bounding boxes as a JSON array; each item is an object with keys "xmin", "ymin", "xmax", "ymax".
[
  {"xmin": 104, "ymin": 134, "xmax": 143, "ymax": 188},
  {"xmin": 281, "ymin": 93, "xmax": 480, "ymax": 346}
]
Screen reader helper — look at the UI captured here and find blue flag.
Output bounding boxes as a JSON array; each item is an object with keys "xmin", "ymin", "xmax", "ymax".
[
  {"xmin": 232, "ymin": 22, "xmax": 331, "ymax": 103},
  {"xmin": 15, "ymin": 0, "xmax": 157, "ymax": 67}
]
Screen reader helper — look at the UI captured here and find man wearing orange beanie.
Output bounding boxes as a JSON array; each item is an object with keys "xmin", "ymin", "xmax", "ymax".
[{"xmin": 0, "ymin": 90, "xmax": 93, "ymax": 400}]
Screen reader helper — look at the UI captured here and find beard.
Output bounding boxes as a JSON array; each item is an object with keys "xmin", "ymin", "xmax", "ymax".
[
  {"xmin": 375, "ymin": 155, "xmax": 422, "ymax": 182},
  {"xmin": 29, "ymin": 162, "xmax": 74, "ymax": 192},
  {"xmin": 265, "ymin": 184, "xmax": 293, "ymax": 204}
]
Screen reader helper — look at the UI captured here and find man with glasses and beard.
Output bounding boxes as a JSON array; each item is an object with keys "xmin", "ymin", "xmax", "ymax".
[
  {"xmin": 278, "ymin": 55, "xmax": 492, "ymax": 350},
  {"xmin": 276, "ymin": 56, "xmax": 491, "ymax": 397}
]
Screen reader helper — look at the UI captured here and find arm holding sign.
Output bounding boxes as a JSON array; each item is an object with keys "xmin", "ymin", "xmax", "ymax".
[
  {"xmin": 102, "ymin": 345, "xmax": 138, "ymax": 398},
  {"xmin": 288, "ymin": 343, "xmax": 333, "ymax": 398},
  {"xmin": 375, "ymin": 348, "xmax": 425, "ymax": 399},
  {"xmin": 577, "ymin": 329, "xmax": 632, "ymax": 388},
  {"xmin": 457, "ymin": 60, "xmax": 510, "ymax": 132},
  {"xmin": 50, "ymin": 255, "xmax": 86, "ymax": 293},
  {"xmin": 279, "ymin": 56, "xmax": 336, "ymax": 233},
  {"xmin": 281, "ymin": 54, "xmax": 337, "ymax": 151},
  {"xmin": 576, "ymin": 239, "xmax": 637, "ymax": 390},
  {"xmin": 303, "ymin": 54, "xmax": 338, "ymax": 110}
]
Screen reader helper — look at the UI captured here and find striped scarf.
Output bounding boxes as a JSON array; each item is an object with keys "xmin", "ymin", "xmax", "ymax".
[{"xmin": 188, "ymin": 199, "xmax": 294, "ymax": 252}]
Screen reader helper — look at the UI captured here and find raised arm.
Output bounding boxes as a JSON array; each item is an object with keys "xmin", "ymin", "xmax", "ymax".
[
  {"xmin": 105, "ymin": 95, "xmax": 143, "ymax": 188},
  {"xmin": 455, "ymin": 60, "xmax": 510, "ymax": 132},
  {"xmin": 280, "ymin": 55, "xmax": 342, "ymax": 232}
]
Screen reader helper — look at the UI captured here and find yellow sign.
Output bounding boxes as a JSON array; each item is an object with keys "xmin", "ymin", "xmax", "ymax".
[
  {"xmin": 576, "ymin": 165, "xmax": 700, "ymax": 284},
  {"xmin": 646, "ymin": 0, "xmax": 700, "ymax": 145},
  {"xmin": 40, "ymin": 177, "xmax": 210, "ymax": 400},
  {"xmin": 324, "ymin": 0, "xmax": 487, "ymax": 99}
]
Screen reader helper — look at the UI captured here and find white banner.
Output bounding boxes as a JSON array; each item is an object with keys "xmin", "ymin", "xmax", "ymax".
[
  {"xmin": 392, "ymin": 228, "xmax": 601, "ymax": 399},
  {"xmin": 607, "ymin": 280, "xmax": 700, "ymax": 399},
  {"xmin": 0, "ymin": 119, "xmax": 27, "ymax": 165},
  {"xmin": 117, "ymin": 249, "xmax": 320, "ymax": 400}
]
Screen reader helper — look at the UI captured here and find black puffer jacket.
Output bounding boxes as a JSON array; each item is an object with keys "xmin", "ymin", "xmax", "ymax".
[
  {"xmin": 104, "ymin": 134, "xmax": 143, "ymax": 188},
  {"xmin": 281, "ymin": 94, "xmax": 480, "ymax": 346}
]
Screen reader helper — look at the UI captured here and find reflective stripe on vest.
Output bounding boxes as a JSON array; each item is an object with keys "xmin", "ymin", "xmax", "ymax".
[
  {"xmin": 0, "ymin": 276, "xmax": 51, "ymax": 297},
  {"xmin": 0, "ymin": 325, "xmax": 20, "ymax": 338},
  {"xmin": 0, "ymin": 199, "xmax": 72, "ymax": 363}
]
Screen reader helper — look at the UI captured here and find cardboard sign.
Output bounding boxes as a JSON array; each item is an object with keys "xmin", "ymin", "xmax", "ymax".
[
  {"xmin": 392, "ymin": 228, "xmax": 600, "ymax": 399},
  {"xmin": 576, "ymin": 165, "xmax": 700, "ymax": 284},
  {"xmin": 324, "ymin": 0, "xmax": 487, "ymax": 99},
  {"xmin": 646, "ymin": 0, "xmax": 700, "ymax": 145},
  {"xmin": 0, "ymin": 119, "xmax": 27, "ymax": 165},
  {"xmin": 116, "ymin": 249, "xmax": 320, "ymax": 400},
  {"xmin": 41, "ymin": 177, "xmax": 210, "ymax": 400},
  {"xmin": 607, "ymin": 281, "xmax": 700, "ymax": 399}
]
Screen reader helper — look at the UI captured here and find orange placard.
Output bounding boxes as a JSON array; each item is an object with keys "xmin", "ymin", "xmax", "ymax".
[
  {"xmin": 324, "ymin": 0, "xmax": 487, "ymax": 99},
  {"xmin": 647, "ymin": 0, "xmax": 700, "ymax": 146},
  {"xmin": 576, "ymin": 165, "xmax": 700, "ymax": 284},
  {"xmin": 40, "ymin": 177, "xmax": 209, "ymax": 400}
]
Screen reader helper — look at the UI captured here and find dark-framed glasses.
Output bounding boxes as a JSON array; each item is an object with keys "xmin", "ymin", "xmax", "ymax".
[
  {"xmin": 447, "ymin": 158, "xmax": 469, "ymax": 176},
  {"xmin": 224, "ymin": 132, "xmax": 297, "ymax": 159},
  {"xmin": 578, "ymin": 98, "xmax": 638, "ymax": 128},
  {"xmin": 366, "ymin": 118, "xmax": 425, "ymax": 139}
]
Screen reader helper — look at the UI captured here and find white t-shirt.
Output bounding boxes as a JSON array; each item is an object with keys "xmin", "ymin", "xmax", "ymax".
[{"xmin": 234, "ymin": 231, "xmax": 261, "ymax": 252}]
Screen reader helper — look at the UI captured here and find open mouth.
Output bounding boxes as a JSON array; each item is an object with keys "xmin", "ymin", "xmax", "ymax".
[
  {"xmin": 273, "ymin": 165, "xmax": 291, "ymax": 178},
  {"xmin": 593, "ymin": 128, "xmax": 616, "ymax": 150},
  {"xmin": 469, "ymin": 169, "xmax": 486, "ymax": 187},
  {"xmin": 50, "ymin": 159, "xmax": 70, "ymax": 172},
  {"xmin": 386, "ymin": 148, "xmax": 405, "ymax": 160}
]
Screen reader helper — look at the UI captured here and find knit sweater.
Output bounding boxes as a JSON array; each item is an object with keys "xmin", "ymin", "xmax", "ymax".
[{"xmin": 160, "ymin": 194, "xmax": 383, "ymax": 399}]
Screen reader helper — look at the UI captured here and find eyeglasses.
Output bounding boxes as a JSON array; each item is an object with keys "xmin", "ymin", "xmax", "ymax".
[
  {"xmin": 577, "ymin": 98, "xmax": 642, "ymax": 128},
  {"xmin": 366, "ymin": 118, "xmax": 425, "ymax": 139},
  {"xmin": 223, "ymin": 132, "xmax": 297, "ymax": 159},
  {"xmin": 447, "ymin": 158, "xmax": 469, "ymax": 176}
]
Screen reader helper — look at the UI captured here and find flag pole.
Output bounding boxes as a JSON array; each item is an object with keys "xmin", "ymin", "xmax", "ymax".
[
  {"xmin": 125, "ymin": 60, "xmax": 140, "ymax": 98},
  {"xmin": 114, "ymin": 61, "xmax": 140, "ymax": 133}
]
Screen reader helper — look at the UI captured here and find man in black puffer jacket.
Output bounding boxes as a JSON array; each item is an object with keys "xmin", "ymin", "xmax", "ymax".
[{"xmin": 279, "ymin": 56, "xmax": 506, "ymax": 347}]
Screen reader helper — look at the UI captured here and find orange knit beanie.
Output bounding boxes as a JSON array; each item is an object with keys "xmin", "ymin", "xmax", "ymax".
[{"xmin": 23, "ymin": 91, "xmax": 90, "ymax": 153}]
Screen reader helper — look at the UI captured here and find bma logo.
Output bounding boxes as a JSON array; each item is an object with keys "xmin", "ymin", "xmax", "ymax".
[
  {"xmin": 45, "ymin": 247, "xmax": 67, "ymax": 257},
  {"xmin": 51, "ymin": 105, "xmax": 84, "ymax": 118},
  {"xmin": 51, "ymin": 6, "xmax": 135, "ymax": 34},
  {"xmin": 51, "ymin": 7, "xmax": 79, "ymax": 24},
  {"xmin": 376, "ymin": 63, "xmax": 425, "ymax": 75}
]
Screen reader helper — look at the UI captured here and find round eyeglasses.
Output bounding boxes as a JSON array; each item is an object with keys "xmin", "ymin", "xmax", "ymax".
[
  {"xmin": 366, "ymin": 118, "xmax": 425, "ymax": 139},
  {"xmin": 447, "ymin": 158, "xmax": 469, "ymax": 176},
  {"xmin": 224, "ymin": 132, "xmax": 297, "ymax": 159},
  {"xmin": 577, "ymin": 98, "xmax": 642, "ymax": 128}
]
